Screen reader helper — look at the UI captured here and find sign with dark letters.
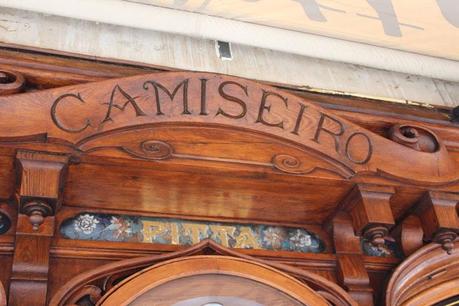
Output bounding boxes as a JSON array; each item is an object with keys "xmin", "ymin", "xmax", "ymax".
[
  {"xmin": 132, "ymin": 0, "xmax": 459, "ymax": 60},
  {"xmin": 0, "ymin": 72, "xmax": 456, "ymax": 184}
]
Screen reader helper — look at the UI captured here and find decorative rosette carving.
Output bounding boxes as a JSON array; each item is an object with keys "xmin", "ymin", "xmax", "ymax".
[
  {"xmin": 272, "ymin": 154, "xmax": 315, "ymax": 175},
  {"xmin": 0, "ymin": 70, "xmax": 26, "ymax": 96},
  {"xmin": 389, "ymin": 124, "xmax": 439, "ymax": 153},
  {"xmin": 124, "ymin": 140, "xmax": 173, "ymax": 160}
]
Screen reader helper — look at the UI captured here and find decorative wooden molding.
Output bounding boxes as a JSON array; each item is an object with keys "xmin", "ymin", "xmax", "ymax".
[
  {"xmin": 0, "ymin": 72, "xmax": 456, "ymax": 185},
  {"xmin": 415, "ymin": 191, "xmax": 459, "ymax": 254},
  {"xmin": 9, "ymin": 150, "xmax": 69, "ymax": 306},
  {"xmin": 49, "ymin": 239, "xmax": 356, "ymax": 306},
  {"xmin": 386, "ymin": 240, "xmax": 459, "ymax": 306},
  {"xmin": 330, "ymin": 213, "xmax": 374, "ymax": 306},
  {"xmin": 340, "ymin": 184, "xmax": 395, "ymax": 249}
]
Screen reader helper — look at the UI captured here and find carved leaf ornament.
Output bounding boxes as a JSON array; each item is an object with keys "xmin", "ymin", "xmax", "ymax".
[{"xmin": 0, "ymin": 72, "xmax": 456, "ymax": 185}]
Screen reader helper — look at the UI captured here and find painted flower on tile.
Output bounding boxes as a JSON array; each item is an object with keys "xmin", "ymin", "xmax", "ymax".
[
  {"xmin": 107, "ymin": 216, "xmax": 133, "ymax": 239},
  {"xmin": 74, "ymin": 214, "xmax": 100, "ymax": 235},
  {"xmin": 362, "ymin": 239, "xmax": 395, "ymax": 257},
  {"xmin": 262, "ymin": 227, "xmax": 285, "ymax": 249},
  {"xmin": 289, "ymin": 229, "xmax": 312, "ymax": 248}
]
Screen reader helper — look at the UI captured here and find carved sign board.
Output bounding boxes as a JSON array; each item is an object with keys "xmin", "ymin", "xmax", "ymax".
[
  {"xmin": 60, "ymin": 213, "xmax": 325, "ymax": 253},
  {"xmin": 0, "ymin": 72, "xmax": 455, "ymax": 184}
]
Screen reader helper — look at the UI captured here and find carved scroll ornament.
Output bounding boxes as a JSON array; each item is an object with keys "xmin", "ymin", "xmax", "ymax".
[
  {"xmin": 0, "ymin": 70, "xmax": 25, "ymax": 96},
  {"xmin": 0, "ymin": 72, "xmax": 456, "ymax": 185}
]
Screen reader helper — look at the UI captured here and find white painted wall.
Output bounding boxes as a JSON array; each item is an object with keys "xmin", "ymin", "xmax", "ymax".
[{"xmin": 0, "ymin": 6, "xmax": 458, "ymax": 107}]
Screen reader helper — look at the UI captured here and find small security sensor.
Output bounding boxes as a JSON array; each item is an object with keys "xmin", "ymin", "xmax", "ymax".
[
  {"xmin": 215, "ymin": 41, "xmax": 232, "ymax": 61},
  {"xmin": 451, "ymin": 106, "xmax": 459, "ymax": 123}
]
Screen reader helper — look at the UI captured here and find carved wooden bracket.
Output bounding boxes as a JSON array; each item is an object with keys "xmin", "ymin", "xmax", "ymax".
[
  {"xmin": 15, "ymin": 150, "xmax": 69, "ymax": 230},
  {"xmin": 415, "ymin": 191, "xmax": 459, "ymax": 255},
  {"xmin": 340, "ymin": 184, "xmax": 395, "ymax": 249}
]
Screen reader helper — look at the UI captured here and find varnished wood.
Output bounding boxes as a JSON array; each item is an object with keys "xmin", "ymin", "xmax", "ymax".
[
  {"xmin": 50, "ymin": 240, "xmax": 356, "ymax": 306},
  {"xmin": 415, "ymin": 192, "xmax": 459, "ymax": 254},
  {"xmin": 0, "ymin": 72, "xmax": 456, "ymax": 186},
  {"xmin": 0, "ymin": 47, "xmax": 457, "ymax": 306},
  {"xmin": 99, "ymin": 256, "xmax": 330, "ymax": 305},
  {"xmin": 10, "ymin": 151, "xmax": 69, "ymax": 306},
  {"xmin": 386, "ymin": 241, "xmax": 459, "ymax": 306},
  {"xmin": 0, "ymin": 281, "xmax": 5, "ymax": 306},
  {"xmin": 339, "ymin": 185, "xmax": 395, "ymax": 248},
  {"xmin": 392, "ymin": 215, "xmax": 424, "ymax": 257},
  {"xmin": 331, "ymin": 213, "xmax": 374, "ymax": 306}
]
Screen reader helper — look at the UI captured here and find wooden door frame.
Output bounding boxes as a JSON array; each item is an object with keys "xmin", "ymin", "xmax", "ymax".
[{"xmin": 98, "ymin": 255, "xmax": 330, "ymax": 306}]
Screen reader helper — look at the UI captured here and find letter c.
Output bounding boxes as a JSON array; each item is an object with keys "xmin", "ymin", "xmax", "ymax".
[{"xmin": 51, "ymin": 93, "xmax": 90, "ymax": 133}]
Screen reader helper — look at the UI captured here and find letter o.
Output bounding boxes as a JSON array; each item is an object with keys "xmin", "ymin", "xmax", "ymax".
[{"xmin": 345, "ymin": 132, "xmax": 373, "ymax": 164}]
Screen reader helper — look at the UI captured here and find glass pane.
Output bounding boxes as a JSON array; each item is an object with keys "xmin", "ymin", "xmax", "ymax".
[{"xmin": 129, "ymin": 274, "xmax": 306, "ymax": 306}]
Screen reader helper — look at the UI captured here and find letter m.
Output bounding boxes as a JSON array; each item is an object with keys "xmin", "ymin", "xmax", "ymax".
[{"xmin": 143, "ymin": 79, "xmax": 191, "ymax": 115}]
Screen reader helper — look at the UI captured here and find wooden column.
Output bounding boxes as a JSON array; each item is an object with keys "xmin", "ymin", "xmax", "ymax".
[
  {"xmin": 330, "ymin": 212, "xmax": 373, "ymax": 306},
  {"xmin": 415, "ymin": 191, "xmax": 459, "ymax": 254},
  {"xmin": 9, "ymin": 150, "xmax": 69, "ymax": 306}
]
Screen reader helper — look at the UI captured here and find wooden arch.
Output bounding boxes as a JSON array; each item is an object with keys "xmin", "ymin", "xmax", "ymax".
[
  {"xmin": 386, "ymin": 240, "xmax": 459, "ymax": 306},
  {"xmin": 0, "ymin": 71, "xmax": 456, "ymax": 186},
  {"xmin": 49, "ymin": 239, "xmax": 357, "ymax": 306},
  {"xmin": 98, "ymin": 256, "xmax": 330, "ymax": 305}
]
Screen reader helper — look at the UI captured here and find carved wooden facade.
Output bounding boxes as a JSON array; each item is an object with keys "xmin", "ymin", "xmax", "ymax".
[{"xmin": 0, "ymin": 49, "xmax": 458, "ymax": 305}]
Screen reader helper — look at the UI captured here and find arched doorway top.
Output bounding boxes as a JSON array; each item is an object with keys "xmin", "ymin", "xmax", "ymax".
[
  {"xmin": 98, "ymin": 255, "xmax": 329, "ymax": 306},
  {"xmin": 0, "ymin": 71, "xmax": 456, "ymax": 185},
  {"xmin": 50, "ymin": 239, "xmax": 356, "ymax": 306}
]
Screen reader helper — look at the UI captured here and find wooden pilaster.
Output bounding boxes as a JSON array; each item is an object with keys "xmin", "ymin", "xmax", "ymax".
[
  {"xmin": 9, "ymin": 150, "xmax": 68, "ymax": 306},
  {"xmin": 331, "ymin": 212, "xmax": 374, "ymax": 306}
]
